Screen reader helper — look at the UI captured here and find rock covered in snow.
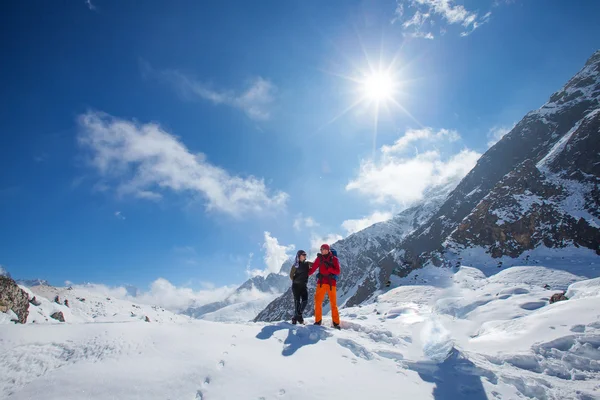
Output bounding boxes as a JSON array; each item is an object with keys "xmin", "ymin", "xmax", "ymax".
[{"xmin": 50, "ymin": 311, "xmax": 65, "ymax": 322}]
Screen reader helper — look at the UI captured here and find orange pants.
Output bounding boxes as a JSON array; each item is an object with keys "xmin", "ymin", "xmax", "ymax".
[{"xmin": 314, "ymin": 284, "xmax": 339, "ymax": 325}]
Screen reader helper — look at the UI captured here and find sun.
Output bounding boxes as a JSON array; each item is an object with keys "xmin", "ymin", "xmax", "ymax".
[{"xmin": 363, "ymin": 71, "xmax": 395, "ymax": 102}]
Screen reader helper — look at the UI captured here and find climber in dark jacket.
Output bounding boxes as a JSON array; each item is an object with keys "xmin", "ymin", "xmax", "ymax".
[{"xmin": 289, "ymin": 250, "xmax": 312, "ymax": 324}]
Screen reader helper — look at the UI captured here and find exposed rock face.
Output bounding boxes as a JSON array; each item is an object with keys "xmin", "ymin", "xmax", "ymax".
[
  {"xmin": 387, "ymin": 50, "xmax": 600, "ymax": 274},
  {"xmin": 50, "ymin": 311, "xmax": 65, "ymax": 322},
  {"xmin": 0, "ymin": 276, "xmax": 30, "ymax": 324}
]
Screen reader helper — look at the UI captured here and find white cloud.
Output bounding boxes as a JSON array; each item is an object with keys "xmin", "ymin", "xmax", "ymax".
[
  {"xmin": 342, "ymin": 211, "xmax": 393, "ymax": 236},
  {"xmin": 143, "ymin": 63, "xmax": 276, "ymax": 121},
  {"xmin": 114, "ymin": 211, "xmax": 126, "ymax": 220},
  {"xmin": 85, "ymin": 0, "xmax": 97, "ymax": 11},
  {"xmin": 75, "ymin": 279, "xmax": 237, "ymax": 313},
  {"xmin": 293, "ymin": 214, "xmax": 320, "ymax": 231},
  {"xmin": 78, "ymin": 111, "xmax": 288, "ymax": 217},
  {"xmin": 487, "ymin": 124, "xmax": 514, "ymax": 147},
  {"xmin": 394, "ymin": 0, "xmax": 493, "ymax": 38},
  {"xmin": 407, "ymin": 31, "xmax": 435, "ymax": 40},
  {"xmin": 381, "ymin": 127, "xmax": 460, "ymax": 154},
  {"xmin": 247, "ymin": 232, "xmax": 295, "ymax": 277},
  {"xmin": 347, "ymin": 128, "xmax": 481, "ymax": 207}
]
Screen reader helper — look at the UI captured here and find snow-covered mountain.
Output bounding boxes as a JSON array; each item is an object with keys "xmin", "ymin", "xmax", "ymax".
[
  {"xmin": 184, "ymin": 268, "xmax": 291, "ymax": 322},
  {"xmin": 15, "ymin": 279, "xmax": 50, "ymax": 287},
  {"xmin": 382, "ymin": 50, "xmax": 600, "ymax": 281},
  {"xmin": 2, "ymin": 264, "xmax": 599, "ymax": 399},
  {"xmin": 255, "ymin": 185, "xmax": 452, "ymax": 322}
]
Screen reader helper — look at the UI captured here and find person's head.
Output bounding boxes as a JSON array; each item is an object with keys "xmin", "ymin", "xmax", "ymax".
[
  {"xmin": 297, "ymin": 250, "xmax": 307, "ymax": 261},
  {"xmin": 320, "ymin": 244, "xmax": 330, "ymax": 255}
]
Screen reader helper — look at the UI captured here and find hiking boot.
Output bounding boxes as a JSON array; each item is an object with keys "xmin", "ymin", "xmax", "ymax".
[
  {"xmin": 291, "ymin": 317, "xmax": 297, "ymax": 325},
  {"xmin": 333, "ymin": 322, "xmax": 341, "ymax": 330},
  {"xmin": 313, "ymin": 320, "xmax": 322, "ymax": 326},
  {"xmin": 297, "ymin": 316, "xmax": 304, "ymax": 325}
]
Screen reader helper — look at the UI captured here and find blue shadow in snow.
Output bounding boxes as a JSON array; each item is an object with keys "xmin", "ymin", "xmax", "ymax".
[
  {"xmin": 256, "ymin": 322, "xmax": 331, "ymax": 357},
  {"xmin": 405, "ymin": 348, "xmax": 494, "ymax": 400}
]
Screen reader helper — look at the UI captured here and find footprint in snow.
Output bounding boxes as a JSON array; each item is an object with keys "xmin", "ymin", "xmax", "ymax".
[
  {"xmin": 203, "ymin": 377, "xmax": 211, "ymax": 387},
  {"xmin": 222, "ymin": 351, "xmax": 228, "ymax": 355},
  {"xmin": 278, "ymin": 389, "xmax": 286, "ymax": 396},
  {"xmin": 195, "ymin": 390, "xmax": 203, "ymax": 400},
  {"xmin": 217, "ymin": 360, "xmax": 225, "ymax": 369}
]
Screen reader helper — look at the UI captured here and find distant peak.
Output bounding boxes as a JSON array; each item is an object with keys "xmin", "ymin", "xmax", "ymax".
[{"xmin": 585, "ymin": 50, "xmax": 600, "ymax": 66}]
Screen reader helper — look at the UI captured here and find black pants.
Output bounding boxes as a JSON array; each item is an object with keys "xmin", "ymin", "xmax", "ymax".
[{"xmin": 292, "ymin": 282, "xmax": 308, "ymax": 319}]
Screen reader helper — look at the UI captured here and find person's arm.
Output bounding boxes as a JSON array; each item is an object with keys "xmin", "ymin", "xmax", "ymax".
[
  {"xmin": 308, "ymin": 259, "xmax": 319, "ymax": 276},
  {"xmin": 329, "ymin": 257, "xmax": 341, "ymax": 275},
  {"xmin": 289, "ymin": 266, "xmax": 297, "ymax": 281}
]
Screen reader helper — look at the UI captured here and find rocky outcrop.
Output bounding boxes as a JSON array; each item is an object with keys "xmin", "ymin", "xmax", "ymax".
[
  {"xmin": 29, "ymin": 296, "xmax": 42, "ymax": 306},
  {"xmin": 50, "ymin": 311, "xmax": 65, "ymax": 322},
  {"xmin": 0, "ymin": 276, "xmax": 30, "ymax": 323},
  {"xmin": 550, "ymin": 292, "xmax": 568, "ymax": 304}
]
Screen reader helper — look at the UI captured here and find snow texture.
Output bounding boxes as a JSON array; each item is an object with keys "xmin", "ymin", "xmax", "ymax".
[{"xmin": 2, "ymin": 265, "xmax": 599, "ymax": 400}]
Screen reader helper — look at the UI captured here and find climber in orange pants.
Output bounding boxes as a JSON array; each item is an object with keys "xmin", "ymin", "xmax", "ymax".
[{"xmin": 309, "ymin": 244, "xmax": 341, "ymax": 329}]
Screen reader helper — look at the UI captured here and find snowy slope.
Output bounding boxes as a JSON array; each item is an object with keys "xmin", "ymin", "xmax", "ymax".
[
  {"xmin": 13, "ymin": 284, "xmax": 190, "ymax": 324},
  {"xmin": 2, "ymin": 265, "xmax": 598, "ymax": 399}
]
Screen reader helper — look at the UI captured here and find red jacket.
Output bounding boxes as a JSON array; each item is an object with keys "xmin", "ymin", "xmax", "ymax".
[{"xmin": 309, "ymin": 253, "xmax": 341, "ymax": 286}]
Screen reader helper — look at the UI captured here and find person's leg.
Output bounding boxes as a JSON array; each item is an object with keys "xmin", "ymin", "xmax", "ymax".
[
  {"xmin": 314, "ymin": 284, "xmax": 326, "ymax": 324},
  {"xmin": 298, "ymin": 284, "xmax": 308, "ymax": 322},
  {"xmin": 328, "ymin": 285, "xmax": 340, "ymax": 325},
  {"xmin": 292, "ymin": 284, "xmax": 301, "ymax": 320}
]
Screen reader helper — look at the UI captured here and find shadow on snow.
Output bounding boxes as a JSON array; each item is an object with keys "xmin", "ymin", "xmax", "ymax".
[
  {"xmin": 404, "ymin": 348, "xmax": 494, "ymax": 400},
  {"xmin": 256, "ymin": 322, "xmax": 332, "ymax": 356}
]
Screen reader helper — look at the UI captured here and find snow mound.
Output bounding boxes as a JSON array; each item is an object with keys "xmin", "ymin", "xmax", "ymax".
[
  {"xmin": 566, "ymin": 277, "xmax": 600, "ymax": 300},
  {"xmin": 486, "ymin": 266, "xmax": 584, "ymax": 289}
]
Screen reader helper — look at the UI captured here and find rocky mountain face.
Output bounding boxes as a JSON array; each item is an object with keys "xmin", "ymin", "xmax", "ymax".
[
  {"xmin": 446, "ymin": 109, "xmax": 600, "ymax": 262},
  {"xmin": 254, "ymin": 187, "xmax": 451, "ymax": 322},
  {"xmin": 376, "ymin": 50, "xmax": 600, "ymax": 280},
  {"xmin": 0, "ymin": 276, "xmax": 30, "ymax": 323}
]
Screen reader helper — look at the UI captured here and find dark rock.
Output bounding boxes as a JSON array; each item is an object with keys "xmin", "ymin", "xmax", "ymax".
[
  {"xmin": 54, "ymin": 295, "xmax": 60, "ymax": 304},
  {"xmin": 64, "ymin": 299, "xmax": 69, "ymax": 308},
  {"xmin": 0, "ymin": 275, "xmax": 30, "ymax": 323},
  {"xmin": 29, "ymin": 296, "xmax": 42, "ymax": 306},
  {"xmin": 50, "ymin": 311, "xmax": 65, "ymax": 322},
  {"xmin": 145, "ymin": 316, "xmax": 151, "ymax": 323},
  {"xmin": 549, "ymin": 292, "xmax": 569, "ymax": 304}
]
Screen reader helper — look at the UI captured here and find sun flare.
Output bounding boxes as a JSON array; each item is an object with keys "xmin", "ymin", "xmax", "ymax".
[{"xmin": 363, "ymin": 71, "xmax": 395, "ymax": 102}]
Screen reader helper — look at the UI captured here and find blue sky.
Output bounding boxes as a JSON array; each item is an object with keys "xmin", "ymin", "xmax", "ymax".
[{"xmin": 1, "ymin": 0, "xmax": 599, "ymax": 299}]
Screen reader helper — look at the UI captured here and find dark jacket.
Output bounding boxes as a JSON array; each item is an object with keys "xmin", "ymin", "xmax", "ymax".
[{"xmin": 290, "ymin": 261, "xmax": 312, "ymax": 285}]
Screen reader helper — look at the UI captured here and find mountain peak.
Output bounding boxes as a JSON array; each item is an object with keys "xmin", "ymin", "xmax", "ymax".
[{"xmin": 585, "ymin": 49, "xmax": 600, "ymax": 66}]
